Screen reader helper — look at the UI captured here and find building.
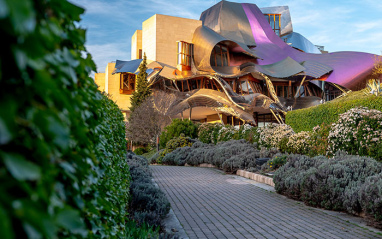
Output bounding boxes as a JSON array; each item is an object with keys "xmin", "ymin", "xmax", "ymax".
[{"xmin": 95, "ymin": 1, "xmax": 376, "ymax": 126}]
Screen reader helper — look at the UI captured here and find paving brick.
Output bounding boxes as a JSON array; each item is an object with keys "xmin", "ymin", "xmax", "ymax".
[{"xmin": 151, "ymin": 166, "xmax": 382, "ymax": 239}]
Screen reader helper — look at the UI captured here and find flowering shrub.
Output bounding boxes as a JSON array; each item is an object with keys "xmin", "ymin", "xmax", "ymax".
[
  {"xmin": 307, "ymin": 123, "xmax": 330, "ymax": 157},
  {"xmin": 258, "ymin": 123, "xmax": 295, "ymax": 148},
  {"xmin": 198, "ymin": 123, "xmax": 222, "ymax": 144},
  {"xmin": 217, "ymin": 125, "xmax": 237, "ymax": 142},
  {"xmin": 286, "ymin": 131, "xmax": 312, "ymax": 155},
  {"xmin": 328, "ymin": 107, "xmax": 382, "ymax": 160}
]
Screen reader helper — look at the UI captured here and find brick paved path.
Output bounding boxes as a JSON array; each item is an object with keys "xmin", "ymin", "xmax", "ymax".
[{"xmin": 151, "ymin": 166, "xmax": 382, "ymax": 239}]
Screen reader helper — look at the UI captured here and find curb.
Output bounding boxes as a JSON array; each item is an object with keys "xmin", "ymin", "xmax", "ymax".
[{"xmin": 236, "ymin": 170, "xmax": 275, "ymax": 187}]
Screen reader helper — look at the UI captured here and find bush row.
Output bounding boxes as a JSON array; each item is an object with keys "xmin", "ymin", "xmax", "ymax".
[
  {"xmin": 152, "ymin": 139, "xmax": 280, "ymax": 173},
  {"xmin": 286, "ymin": 90, "xmax": 382, "ymax": 132},
  {"xmin": 127, "ymin": 152, "xmax": 170, "ymax": 229},
  {"xmin": 274, "ymin": 153, "xmax": 382, "ymax": 228},
  {"xmin": 0, "ymin": 0, "xmax": 154, "ymax": 237}
]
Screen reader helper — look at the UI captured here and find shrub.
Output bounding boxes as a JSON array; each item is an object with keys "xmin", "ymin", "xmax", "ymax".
[
  {"xmin": 198, "ymin": 123, "xmax": 222, "ymax": 144},
  {"xmin": 134, "ymin": 147, "xmax": 149, "ymax": 155},
  {"xmin": 261, "ymin": 154, "xmax": 288, "ymax": 172},
  {"xmin": 286, "ymin": 131, "xmax": 311, "ymax": 155},
  {"xmin": 0, "ymin": 0, "xmax": 137, "ymax": 237},
  {"xmin": 307, "ymin": 123, "xmax": 330, "ymax": 157},
  {"xmin": 258, "ymin": 123, "xmax": 294, "ymax": 148},
  {"xmin": 127, "ymin": 152, "xmax": 170, "ymax": 228},
  {"xmin": 286, "ymin": 90, "xmax": 382, "ymax": 132},
  {"xmin": 328, "ymin": 107, "xmax": 382, "ymax": 160},
  {"xmin": 360, "ymin": 172, "xmax": 382, "ymax": 226},
  {"xmin": 161, "ymin": 139, "xmax": 280, "ymax": 173},
  {"xmin": 159, "ymin": 119, "xmax": 198, "ymax": 148},
  {"xmin": 274, "ymin": 152, "xmax": 382, "ymax": 222},
  {"xmin": 148, "ymin": 149, "xmax": 164, "ymax": 164},
  {"xmin": 158, "ymin": 134, "xmax": 195, "ymax": 163}
]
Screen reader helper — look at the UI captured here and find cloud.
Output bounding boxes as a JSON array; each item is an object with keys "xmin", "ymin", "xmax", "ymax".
[{"xmin": 86, "ymin": 42, "xmax": 130, "ymax": 73}]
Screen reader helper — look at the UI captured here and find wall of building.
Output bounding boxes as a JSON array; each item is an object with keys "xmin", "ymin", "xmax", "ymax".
[
  {"xmin": 131, "ymin": 30, "xmax": 142, "ymax": 60},
  {"xmin": 142, "ymin": 14, "xmax": 202, "ymax": 67},
  {"xmin": 142, "ymin": 15, "xmax": 157, "ymax": 63},
  {"xmin": 94, "ymin": 72, "xmax": 105, "ymax": 92},
  {"xmin": 104, "ymin": 62, "xmax": 132, "ymax": 111}
]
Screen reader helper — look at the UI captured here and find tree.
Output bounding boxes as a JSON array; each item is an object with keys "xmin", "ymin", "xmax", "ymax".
[
  {"xmin": 127, "ymin": 96, "xmax": 171, "ymax": 145},
  {"xmin": 129, "ymin": 53, "xmax": 151, "ymax": 113}
]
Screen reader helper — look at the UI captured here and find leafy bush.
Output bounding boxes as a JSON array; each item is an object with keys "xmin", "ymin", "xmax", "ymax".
[
  {"xmin": 198, "ymin": 123, "xmax": 222, "ymax": 144},
  {"xmin": 134, "ymin": 147, "xmax": 149, "ymax": 155},
  {"xmin": 161, "ymin": 139, "xmax": 280, "ymax": 173},
  {"xmin": 127, "ymin": 152, "xmax": 170, "ymax": 228},
  {"xmin": 360, "ymin": 172, "xmax": 382, "ymax": 226},
  {"xmin": 258, "ymin": 123, "xmax": 294, "ymax": 148},
  {"xmin": 328, "ymin": 107, "xmax": 382, "ymax": 160},
  {"xmin": 286, "ymin": 90, "xmax": 382, "ymax": 132},
  {"xmin": 306, "ymin": 123, "xmax": 330, "ymax": 157},
  {"xmin": 158, "ymin": 134, "xmax": 195, "ymax": 163},
  {"xmin": 274, "ymin": 153, "xmax": 382, "ymax": 227},
  {"xmin": 148, "ymin": 149, "xmax": 164, "ymax": 164},
  {"xmin": 0, "ymin": 0, "xmax": 141, "ymax": 237},
  {"xmin": 261, "ymin": 154, "xmax": 288, "ymax": 172},
  {"xmin": 286, "ymin": 131, "xmax": 311, "ymax": 155},
  {"xmin": 159, "ymin": 119, "xmax": 198, "ymax": 148},
  {"xmin": 198, "ymin": 123, "xmax": 259, "ymax": 145}
]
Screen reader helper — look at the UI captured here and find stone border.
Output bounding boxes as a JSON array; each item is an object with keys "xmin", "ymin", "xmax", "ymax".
[
  {"xmin": 236, "ymin": 170, "xmax": 275, "ymax": 187},
  {"xmin": 192, "ymin": 163, "xmax": 275, "ymax": 187}
]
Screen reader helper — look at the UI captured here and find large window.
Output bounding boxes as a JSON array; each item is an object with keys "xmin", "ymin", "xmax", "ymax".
[
  {"xmin": 264, "ymin": 14, "xmax": 281, "ymax": 36},
  {"xmin": 120, "ymin": 73, "xmax": 135, "ymax": 94},
  {"xmin": 177, "ymin": 41, "xmax": 192, "ymax": 69},
  {"xmin": 211, "ymin": 44, "xmax": 229, "ymax": 67}
]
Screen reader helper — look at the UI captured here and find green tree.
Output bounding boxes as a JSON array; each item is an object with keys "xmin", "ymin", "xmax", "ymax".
[{"xmin": 129, "ymin": 53, "xmax": 151, "ymax": 113}]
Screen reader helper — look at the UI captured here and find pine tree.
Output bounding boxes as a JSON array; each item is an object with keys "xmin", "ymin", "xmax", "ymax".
[{"xmin": 129, "ymin": 53, "xmax": 151, "ymax": 113}]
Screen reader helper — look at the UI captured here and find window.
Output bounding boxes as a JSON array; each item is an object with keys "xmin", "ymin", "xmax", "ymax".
[
  {"xmin": 138, "ymin": 49, "xmax": 142, "ymax": 59},
  {"xmin": 177, "ymin": 41, "xmax": 192, "ymax": 68},
  {"xmin": 264, "ymin": 14, "xmax": 281, "ymax": 36},
  {"xmin": 120, "ymin": 73, "xmax": 135, "ymax": 94},
  {"xmin": 211, "ymin": 44, "xmax": 230, "ymax": 67}
]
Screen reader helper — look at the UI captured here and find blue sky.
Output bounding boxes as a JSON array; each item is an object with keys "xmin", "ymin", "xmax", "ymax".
[{"xmin": 71, "ymin": 0, "xmax": 382, "ymax": 73}]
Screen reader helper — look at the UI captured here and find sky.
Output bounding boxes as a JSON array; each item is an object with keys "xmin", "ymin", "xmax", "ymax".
[{"xmin": 71, "ymin": 0, "xmax": 382, "ymax": 74}]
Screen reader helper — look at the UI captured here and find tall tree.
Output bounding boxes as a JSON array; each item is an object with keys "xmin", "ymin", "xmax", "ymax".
[{"xmin": 129, "ymin": 53, "xmax": 151, "ymax": 113}]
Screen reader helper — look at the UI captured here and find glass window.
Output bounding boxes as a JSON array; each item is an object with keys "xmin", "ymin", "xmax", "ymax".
[
  {"xmin": 264, "ymin": 14, "xmax": 281, "ymax": 36},
  {"xmin": 120, "ymin": 73, "xmax": 135, "ymax": 94},
  {"xmin": 177, "ymin": 41, "xmax": 192, "ymax": 67},
  {"xmin": 211, "ymin": 43, "xmax": 229, "ymax": 67}
]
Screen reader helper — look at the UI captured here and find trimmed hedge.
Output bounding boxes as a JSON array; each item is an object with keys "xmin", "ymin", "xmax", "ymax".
[
  {"xmin": 286, "ymin": 90, "xmax": 382, "ymax": 132},
  {"xmin": 0, "ymin": 0, "xmax": 151, "ymax": 238}
]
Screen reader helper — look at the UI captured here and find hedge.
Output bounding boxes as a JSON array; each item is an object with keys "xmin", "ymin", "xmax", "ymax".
[
  {"xmin": 0, "ymin": 0, "xmax": 142, "ymax": 238},
  {"xmin": 286, "ymin": 90, "xmax": 382, "ymax": 132}
]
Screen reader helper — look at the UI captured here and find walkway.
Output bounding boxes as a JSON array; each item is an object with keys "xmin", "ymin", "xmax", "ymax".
[{"xmin": 151, "ymin": 166, "xmax": 382, "ymax": 239}]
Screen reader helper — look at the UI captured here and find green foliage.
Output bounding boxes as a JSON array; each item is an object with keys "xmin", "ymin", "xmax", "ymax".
[
  {"xmin": 0, "ymin": 0, "xmax": 152, "ymax": 237},
  {"xmin": 261, "ymin": 155, "xmax": 288, "ymax": 172},
  {"xmin": 286, "ymin": 90, "xmax": 382, "ymax": 132},
  {"xmin": 197, "ymin": 123, "xmax": 222, "ymax": 144},
  {"xmin": 129, "ymin": 53, "xmax": 151, "ymax": 113},
  {"xmin": 134, "ymin": 147, "xmax": 149, "ymax": 155},
  {"xmin": 159, "ymin": 119, "xmax": 198, "ymax": 148},
  {"xmin": 159, "ymin": 134, "xmax": 195, "ymax": 164}
]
